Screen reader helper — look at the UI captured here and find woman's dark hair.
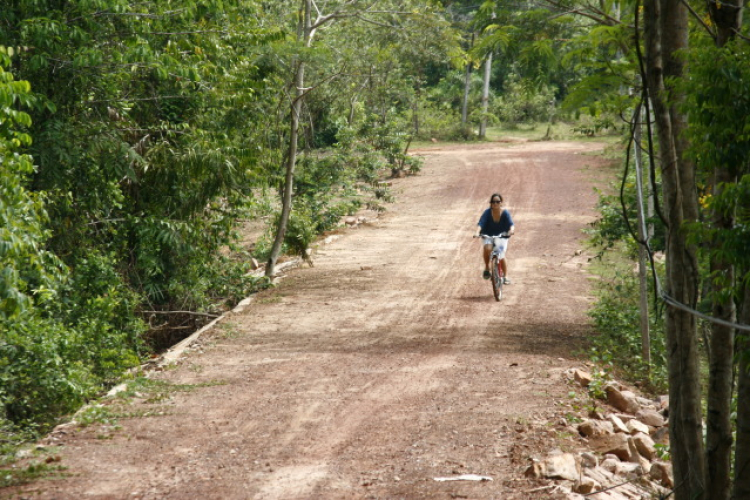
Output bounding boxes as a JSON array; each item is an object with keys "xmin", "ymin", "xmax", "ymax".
[{"xmin": 489, "ymin": 193, "xmax": 503, "ymax": 204}]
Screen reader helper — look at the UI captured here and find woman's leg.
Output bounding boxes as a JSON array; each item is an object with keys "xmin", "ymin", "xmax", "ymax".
[
  {"xmin": 500, "ymin": 258, "xmax": 510, "ymax": 283},
  {"xmin": 483, "ymin": 244, "xmax": 492, "ymax": 270}
]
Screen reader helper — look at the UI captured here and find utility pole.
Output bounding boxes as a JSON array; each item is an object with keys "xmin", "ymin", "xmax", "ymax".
[{"xmin": 633, "ymin": 97, "xmax": 650, "ymax": 368}]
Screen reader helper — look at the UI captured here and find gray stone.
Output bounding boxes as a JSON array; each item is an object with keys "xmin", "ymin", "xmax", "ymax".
[
  {"xmin": 573, "ymin": 476, "xmax": 599, "ymax": 494},
  {"xmin": 627, "ymin": 436, "xmax": 651, "ymax": 473},
  {"xmin": 588, "ymin": 407, "xmax": 606, "ymax": 420},
  {"xmin": 636, "ymin": 396, "xmax": 655, "ymax": 407},
  {"xmin": 636, "ymin": 408, "xmax": 666, "ymax": 427},
  {"xmin": 543, "ymin": 453, "xmax": 580, "ymax": 481},
  {"xmin": 580, "ymin": 452, "xmax": 598, "ymax": 468},
  {"xmin": 626, "ymin": 419, "xmax": 650, "ymax": 435},
  {"xmin": 656, "ymin": 395, "xmax": 669, "ymax": 411},
  {"xmin": 632, "ymin": 433, "xmax": 657, "ymax": 461},
  {"xmin": 609, "ymin": 414, "xmax": 629, "ymax": 433},
  {"xmin": 573, "ymin": 369, "xmax": 592, "ymax": 387},
  {"xmin": 615, "ymin": 461, "xmax": 643, "ymax": 479},
  {"xmin": 598, "ymin": 432, "xmax": 630, "ymax": 461},
  {"xmin": 649, "ymin": 460, "xmax": 674, "ymax": 488},
  {"xmin": 600, "ymin": 457, "xmax": 620, "ymax": 473},
  {"xmin": 578, "ymin": 419, "xmax": 614, "ymax": 437},
  {"xmin": 605, "ymin": 386, "xmax": 641, "ymax": 414},
  {"xmin": 584, "ymin": 466, "xmax": 616, "ymax": 484}
]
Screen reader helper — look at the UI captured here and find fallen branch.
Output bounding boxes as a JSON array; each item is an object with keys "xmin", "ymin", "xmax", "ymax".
[{"xmin": 141, "ymin": 310, "xmax": 220, "ymax": 319}]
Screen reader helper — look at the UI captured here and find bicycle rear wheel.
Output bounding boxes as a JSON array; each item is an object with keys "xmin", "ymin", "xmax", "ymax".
[{"xmin": 491, "ymin": 256, "xmax": 502, "ymax": 301}]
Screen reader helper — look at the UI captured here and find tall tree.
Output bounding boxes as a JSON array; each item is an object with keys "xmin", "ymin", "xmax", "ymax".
[
  {"xmin": 703, "ymin": 3, "xmax": 743, "ymax": 497},
  {"xmin": 641, "ymin": 2, "xmax": 704, "ymax": 497},
  {"xmin": 738, "ymin": 282, "xmax": 750, "ymax": 499},
  {"xmin": 265, "ymin": 0, "xmax": 455, "ymax": 276}
]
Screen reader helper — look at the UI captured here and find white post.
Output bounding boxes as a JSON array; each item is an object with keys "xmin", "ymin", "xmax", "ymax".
[{"xmin": 633, "ymin": 101, "xmax": 651, "ymax": 368}]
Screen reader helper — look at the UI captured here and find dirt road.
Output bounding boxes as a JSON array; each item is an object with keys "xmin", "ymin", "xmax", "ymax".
[{"xmin": 10, "ymin": 140, "xmax": 610, "ymax": 499}]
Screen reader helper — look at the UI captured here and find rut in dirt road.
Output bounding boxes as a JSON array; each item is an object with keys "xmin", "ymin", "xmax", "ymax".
[{"xmin": 10, "ymin": 140, "xmax": 609, "ymax": 500}]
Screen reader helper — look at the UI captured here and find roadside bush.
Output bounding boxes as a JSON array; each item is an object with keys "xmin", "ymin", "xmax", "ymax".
[
  {"xmin": 413, "ymin": 99, "xmax": 470, "ymax": 141},
  {"xmin": 587, "ymin": 165, "xmax": 669, "ymax": 391},
  {"xmin": 284, "ymin": 204, "xmax": 317, "ymax": 265},
  {"xmin": 494, "ymin": 74, "xmax": 556, "ymax": 124},
  {"xmin": 571, "ymin": 113, "xmax": 619, "ymax": 137},
  {"xmin": 1, "ymin": 316, "xmax": 96, "ymax": 430},
  {"xmin": 1, "ymin": 252, "xmax": 146, "ymax": 434},
  {"xmin": 588, "ymin": 265, "xmax": 667, "ymax": 391}
]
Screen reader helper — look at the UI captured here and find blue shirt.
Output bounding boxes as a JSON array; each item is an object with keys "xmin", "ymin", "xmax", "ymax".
[{"xmin": 477, "ymin": 208, "xmax": 514, "ymax": 236}]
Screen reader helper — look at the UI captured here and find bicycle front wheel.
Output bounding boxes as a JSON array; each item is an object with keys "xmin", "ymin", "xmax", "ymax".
[{"xmin": 491, "ymin": 256, "xmax": 502, "ymax": 301}]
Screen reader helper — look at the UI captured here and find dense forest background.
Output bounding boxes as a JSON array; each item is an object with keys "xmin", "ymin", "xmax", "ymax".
[{"xmin": 3, "ymin": 1, "xmax": 750, "ymax": 498}]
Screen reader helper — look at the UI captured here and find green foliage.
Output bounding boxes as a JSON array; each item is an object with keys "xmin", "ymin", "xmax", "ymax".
[
  {"xmin": 2, "ymin": 0, "xmax": 268, "ymax": 312},
  {"xmin": 586, "ymin": 154, "xmax": 669, "ymax": 392},
  {"xmin": 0, "ymin": 54, "xmax": 108, "ymax": 435},
  {"xmin": 415, "ymin": 98, "xmax": 472, "ymax": 140},
  {"xmin": 683, "ymin": 41, "xmax": 750, "ymax": 178},
  {"xmin": 0, "ymin": 1, "xmax": 275, "ymax": 442},
  {"xmin": 1, "ymin": 255, "xmax": 145, "ymax": 432},
  {"xmin": 494, "ymin": 73, "xmax": 556, "ymax": 124},
  {"xmin": 282, "ymin": 204, "xmax": 317, "ymax": 265},
  {"xmin": 571, "ymin": 113, "xmax": 619, "ymax": 137},
  {"xmin": 588, "ymin": 263, "xmax": 668, "ymax": 392},
  {"xmin": 587, "ymin": 367, "xmax": 614, "ymax": 401},
  {"xmin": 681, "ymin": 41, "xmax": 750, "ymax": 294},
  {"xmin": 0, "ymin": 461, "xmax": 66, "ymax": 489},
  {"xmin": 587, "ymin": 170, "xmax": 665, "ymax": 258},
  {"xmin": 0, "ymin": 54, "xmax": 63, "ymax": 320},
  {"xmin": 587, "ymin": 187, "xmax": 633, "ymax": 255}
]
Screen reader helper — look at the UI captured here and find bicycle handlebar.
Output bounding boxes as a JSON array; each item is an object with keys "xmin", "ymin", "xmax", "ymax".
[{"xmin": 474, "ymin": 232, "xmax": 512, "ymax": 239}]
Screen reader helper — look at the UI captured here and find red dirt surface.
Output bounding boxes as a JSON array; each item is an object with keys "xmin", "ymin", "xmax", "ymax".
[{"xmin": 5, "ymin": 139, "xmax": 611, "ymax": 499}]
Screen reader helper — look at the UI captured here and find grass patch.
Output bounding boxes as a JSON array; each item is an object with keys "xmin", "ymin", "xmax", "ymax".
[
  {"xmin": 486, "ymin": 121, "xmax": 623, "ymax": 143},
  {"xmin": 585, "ymin": 233, "xmax": 668, "ymax": 393},
  {"xmin": 0, "ymin": 462, "xmax": 68, "ymax": 488},
  {"xmin": 113, "ymin": 377, "xmax": 226, "ymax": 403},
  {"xmin": 72, "ymin": 377, "xmax": 227, "ymax": 430},
  {"xmin": 256, "ymin": 294, "xmax": 284, "ymax": 304},
  {"xmin": 410, "ymin": 121, "xmax": 624, "ymax": 150},
  {"xmin": 217, "ymin": 322, "xmax": 242, "ymax": 339}
]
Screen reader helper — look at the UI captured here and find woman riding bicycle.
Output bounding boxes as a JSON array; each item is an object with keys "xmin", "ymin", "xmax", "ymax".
[{"xmin": 474, "ymin": 193, "xmax": 515, "ymax": 282}]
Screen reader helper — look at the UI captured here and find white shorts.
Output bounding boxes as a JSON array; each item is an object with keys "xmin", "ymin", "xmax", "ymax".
[{"xmin": 483, "ymin": 236, "xmax": 509, "ymax": 259}]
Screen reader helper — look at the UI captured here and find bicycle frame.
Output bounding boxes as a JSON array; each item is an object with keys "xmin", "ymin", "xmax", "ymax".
[{"xmin": 477, "ymin": 233, "xmax": 511, "ymax": 301}]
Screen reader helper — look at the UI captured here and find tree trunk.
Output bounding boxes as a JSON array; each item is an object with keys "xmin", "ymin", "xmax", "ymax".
[
  {"xmin": 706, "ymin": 169, "xmax": 736, "ymax": 500},
  {"xmin": 413, "ymin": 71, "xmax": 421, "ymax": 136},
  {"xmin": 642, "ymin": 2, "xmax": 705, "ymax": 498},
  {"xmin": 266, "ymin": 0, "xmax": 311, "ymax": 277},
  {"xmin": 479, "ymin": 51, "xmax": 492, "ymax": 139},
  {"xmin": 705, "ymin": 4, "xmax": 742, "ymax": 498},
  {"xmin": 461, "ymin": 33, "xmax": 474, "ymax": 125},
  {"xmin": 735, "ymin": 284, "xmax": 750, "ymax": 499}
]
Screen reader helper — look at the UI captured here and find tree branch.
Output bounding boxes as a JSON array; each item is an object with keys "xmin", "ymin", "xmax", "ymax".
[
  {"xmin": 540, "ymin": 0, "xmax": 624, "ymax": 27},
  {"xmin": 141, "ymin": 310, "xmax": 220, "ymax": 319},
  {"xmin": 681, "ymin": 0, "xmax": 716, "ymax": 40},
  {"xmin": 67, "ymin": 9, "xmax": 188, "ymax": 24},
  {"xmin": 354, "ymin": 14, "xmax": 402, "ymax": 29},
  {"xmin": 86, "ymin": 95, "xmax": 193, "ymax": 104}
]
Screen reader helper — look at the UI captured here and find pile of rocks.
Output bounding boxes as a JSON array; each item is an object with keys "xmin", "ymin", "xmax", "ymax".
[{"xmin": 524, "ymin": 369, "xmax": 673, "ymax": 499}]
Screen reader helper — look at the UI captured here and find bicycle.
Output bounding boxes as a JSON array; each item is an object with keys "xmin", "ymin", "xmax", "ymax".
[{"xmin": 475, "ymin": 232, "xmax": 512, "ymax": 301}]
